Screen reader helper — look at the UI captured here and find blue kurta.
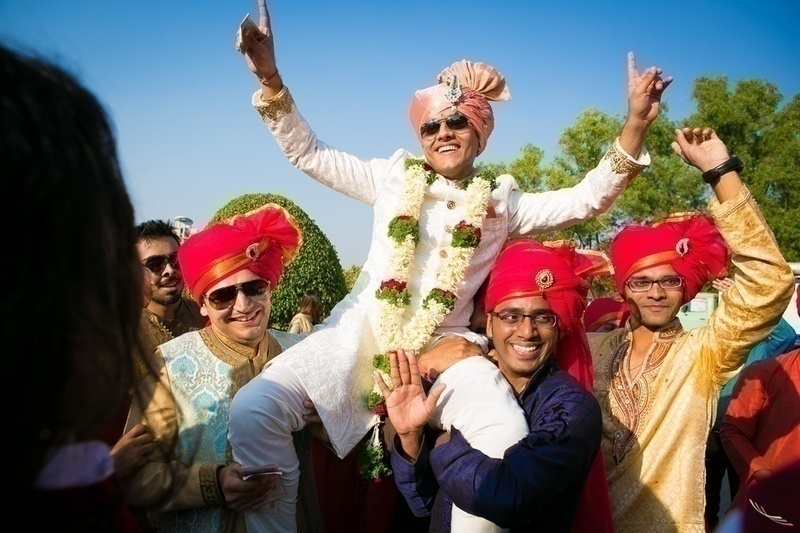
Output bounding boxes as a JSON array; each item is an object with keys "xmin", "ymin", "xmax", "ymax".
[{"xmin": 392, "ymin": 360, "xmax": 602, "ymax": 531}]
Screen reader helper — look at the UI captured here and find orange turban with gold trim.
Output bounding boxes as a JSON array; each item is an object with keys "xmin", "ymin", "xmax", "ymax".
[{"xmin": 179, "ymin": 204, "xmax": 302, "ymax": 303}]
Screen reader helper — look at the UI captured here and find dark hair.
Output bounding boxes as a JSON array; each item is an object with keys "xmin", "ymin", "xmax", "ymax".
[
  {"xmin": 298, "ymin": 289, "xmax": 322, "ymax": 324},
  {"xmin": 136, "ymin": 218, "xmax": 180, "ymax": 245},
  {"xmin": 2, "ymin": 45, "xmax": 142, "ymax": 496}
]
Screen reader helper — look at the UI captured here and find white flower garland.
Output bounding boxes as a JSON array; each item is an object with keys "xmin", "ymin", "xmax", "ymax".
[{"xmin": 372, "ymin": 159, "xmax": 495, "ymax": 392}]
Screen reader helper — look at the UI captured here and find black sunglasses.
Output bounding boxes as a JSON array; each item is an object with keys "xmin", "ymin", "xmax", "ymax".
[
  {"xmin": 419, "ymin": 113, "xmax": 470, "ymax": 138},
  {"xmin": 205, "ymin": 279, "xmax": 270, "ymax": 310},
  {"xmin": 142, "ymin": 252, "xmax": 180, "ymax": 273}
]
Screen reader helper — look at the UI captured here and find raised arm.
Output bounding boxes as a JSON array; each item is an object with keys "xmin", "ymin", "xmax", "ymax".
[
  {"xmin": 619, "ymin": 51, "xmax": 673, "ymax": 158},
  {"xmin": 671, "ymin": 127, "xmax": 743, "ymax": 202},
  {"xmin": 673, "ymin": 128, "xmax": 794, "ymax": 373},
  {"xmin": 238, "ymin": 0, "xmax": 283, "ymax": 99},
  {"xmin": 509, "ymin": 53, "xmax": 671, "ymax": 236}
]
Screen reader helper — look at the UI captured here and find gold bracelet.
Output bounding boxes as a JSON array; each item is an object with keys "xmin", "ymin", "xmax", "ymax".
[{"xmin": 257, "ymin": 70, "xmax": 279, "ymax": 87}]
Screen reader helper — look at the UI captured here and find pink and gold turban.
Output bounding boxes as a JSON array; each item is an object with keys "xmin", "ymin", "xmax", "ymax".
[
  {"xmin": 179, "ymin": 204, "xmax": 302, "ymax": 303},
  {"xmin": 610, "ymin": 213, "xmax": 729, "ymax": 303},
  {"xmin": 409, "ymin": 60, "xmax": 510, "ymax": 155}
]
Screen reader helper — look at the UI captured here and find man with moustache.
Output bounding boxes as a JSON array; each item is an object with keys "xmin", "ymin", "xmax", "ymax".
[
  {"xmin": 590, "ymin": 127, "xmax": 795, "ymax": 531},
  {"xmin": 123, "ymin": 205, "xmax": 319, "ymax": 532},
  {"xmin": 136, "ymin": 219, "xmax": 206, "ymax": 375}
]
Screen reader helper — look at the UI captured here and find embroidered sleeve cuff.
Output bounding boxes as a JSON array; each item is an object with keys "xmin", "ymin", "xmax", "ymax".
[
  {"xmin": 603, "ymin": 138, "xmax": 650, "ymax": 180},
  {"xmin": 199, "ymin": 464, "xmax": 224, "ymax": 506},
  {"xmin": 708, "ymin": 184, "xmax": 753, "ymax": 220},
  {"xmin": 252, "ymin": 85, "xmax": 294, "ymax": 122}
]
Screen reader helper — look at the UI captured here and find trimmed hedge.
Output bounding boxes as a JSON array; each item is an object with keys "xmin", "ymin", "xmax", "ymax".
[{"xmin": 210, "ymin": 193, "xmax": 349, "ymax": 331}]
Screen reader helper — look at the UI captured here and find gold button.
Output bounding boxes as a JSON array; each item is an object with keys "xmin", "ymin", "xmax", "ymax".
[
  {"xmin": 439, "ymin": 250, "xmax": 448, "ymax": 258},
  {"xmin": 444, "ymin": 225, "xmax": 453, "ymax": 233},
  {"xmin": 446, "ymin": 200, "xmax": 456, "ymax": 210}
]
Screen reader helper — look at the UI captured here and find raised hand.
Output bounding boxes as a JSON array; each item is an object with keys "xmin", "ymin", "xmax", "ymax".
[
  {"xmin": 670, "ymin": 127, "xmax": 731, "ymax": 172},
  {"xmin": 626, "ymin": 51, "xmax": 673, "ymax": 127},
  {"xmin": 374, "ymin": 350, "xmax": 445, "ymax": 459},
  {"xmin": 236, "ymin": 0, "xmax": 278, "ymax": 83}
]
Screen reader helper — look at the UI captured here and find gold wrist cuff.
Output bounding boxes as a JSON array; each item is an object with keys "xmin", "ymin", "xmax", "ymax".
[
  {"xmin": 604, "ymin": 141, "xmax": 647, "ymax": 179},
  {"xmin": 254, "ymin": 85, "xmax": 294, "ymax": 122}
]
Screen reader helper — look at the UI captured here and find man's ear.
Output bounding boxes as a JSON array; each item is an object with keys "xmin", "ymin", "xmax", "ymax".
[
  {"xmin": 200, "ymin": 302, "xmax": 209, "ymax": 318},
  {"xmin": 485, "ymin": 313, "xmax": 493, "ymax": 339}
]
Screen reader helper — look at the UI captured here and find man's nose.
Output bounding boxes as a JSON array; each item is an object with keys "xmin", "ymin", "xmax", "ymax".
[
  {"xmin": 436, "ymin": 121, "xmax": 455, "ymax": 139},
  {"xmin": 516, "ymin": 316, "xmax": 540, "ymax": 338},
  {"xmin": 647, "ymin": 284, "xmax": 667, "ymax": 299}
]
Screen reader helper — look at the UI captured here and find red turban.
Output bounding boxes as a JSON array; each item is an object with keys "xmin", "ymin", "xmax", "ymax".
[
  {"xmin": 179, "ymin": 204, "xmax": 302, "ymax": 303},
  {"xmin": 484, "ymin": 239, "xmax": 611, "ymax": 389},
  {"xmin": 610, "ymin": 213, "xmax": 729, "ymax": 303},
  {"xmin": 484, "ymin": 238, "xmax": 615, "ymax": 532},
  {"xmin": 409, "ymin": 60, "xmax": 510, "ymax": 156},
  {"xmin": 584, "ymin": 298, "xmax": 630, "ymax": 332}
]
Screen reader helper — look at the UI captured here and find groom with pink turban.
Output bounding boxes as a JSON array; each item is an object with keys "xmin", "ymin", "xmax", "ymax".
[{"xmin": 232, "ymin": 1, "xmax": 672, "ymax": 530}]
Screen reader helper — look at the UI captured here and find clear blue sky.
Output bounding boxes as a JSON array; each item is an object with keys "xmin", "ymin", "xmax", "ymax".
[{"xmin": 2, "ymin": 0, "xmax": 798, "ymax": 267}]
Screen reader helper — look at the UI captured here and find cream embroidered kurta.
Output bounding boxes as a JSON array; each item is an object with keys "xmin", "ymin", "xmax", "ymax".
[
  {"xmin": 253, "ymin": 86, "xmax": 649, "ymax": 458},
  {"xmin": 589, "ymin": 186, "xmax": 794, "ymax": 532}
]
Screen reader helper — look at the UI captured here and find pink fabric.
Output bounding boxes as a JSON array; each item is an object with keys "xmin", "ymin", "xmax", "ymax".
[
  {"xmin": 584, "ymin": 298, "xmax": 630, "ymax": 332},
  {"xmin": 609, "ymin": 213, "xmax": 729, "ymax": 303},
  {"xmin": 408, "ymin": 60, "xmax": 510, "ymax": 155},
  {"xmin": 179, "ymin": 204, "xmax": 302, "ymax": 302}
]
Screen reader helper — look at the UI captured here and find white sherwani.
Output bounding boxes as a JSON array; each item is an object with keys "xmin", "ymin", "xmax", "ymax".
[{"xmin": 235, "ymin": 86, "xmax": 650, "ymax": 459}]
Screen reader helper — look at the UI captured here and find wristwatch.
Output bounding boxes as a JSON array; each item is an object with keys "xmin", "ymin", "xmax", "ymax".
[{"xmin": 701, "ymin": 156, "xmax": 743, "ymax": 184}]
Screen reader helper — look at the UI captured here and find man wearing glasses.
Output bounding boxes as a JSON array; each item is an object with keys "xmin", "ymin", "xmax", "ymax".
[
  {"xmin": 589, "ymin": 127, "xmax": 795, "ymax": 531},
  {"xmin": 381, "ymin": 239, "xmax": 610, "ymax": 531},
  {"xmin": 123, "ymin": 205, "xmax": 318, "ymax": 531}
]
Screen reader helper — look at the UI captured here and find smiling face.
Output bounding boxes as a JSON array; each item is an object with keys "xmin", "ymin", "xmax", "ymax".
[
  {"xmin": 138, "ymin": 236, "xmax": 183, "ymax": 310},
  {"xmin": 623, "ymin": 264, "xmax": 684, "ymax": 331},
  {"xmin": 200, "ymin": 269, "xmax": 270, "ymax": 349},
  {"xmin": 421, "ymin": 109, "xmax": 480, "ymax": 180},
  {"xmin": 486, "ymin": 296, "xmax": 560, "ymax": 393}
]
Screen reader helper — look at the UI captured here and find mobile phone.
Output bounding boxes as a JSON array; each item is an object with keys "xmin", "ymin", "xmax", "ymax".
[
  {"xmin": 240, "ymin": 14, "xmax": 260, "ymax": 36},
  {"xmin": 240, "ymin": 464, "xmax": 283, "ymax": 479}
]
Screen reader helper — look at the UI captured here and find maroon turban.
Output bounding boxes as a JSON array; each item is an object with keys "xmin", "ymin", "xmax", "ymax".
[
  {"xmin": 179, "ymin": 204, "xmax": 302, "ymax": 303},
  {"xmin": 584, "ymin": 298, "xmax": 630, "ymax": 332},
  {"xmin": 610, "ymin": 213, "xmax": 729, "ymax": 303}
]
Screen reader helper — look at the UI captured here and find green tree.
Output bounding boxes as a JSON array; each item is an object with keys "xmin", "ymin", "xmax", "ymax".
[
  {"xmin": 210, "ymin": 193, "xmax": 349, "ymax": 330},
  {"xmin": 687, "ymin": 78, "xmax": 799, "ymax": 260},
  {"xmin": 342, "ymin": 264, "xmax": 363, "ymax": 292}
]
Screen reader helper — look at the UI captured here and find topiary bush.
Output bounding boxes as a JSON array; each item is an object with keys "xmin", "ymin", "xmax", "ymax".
[{"xmin": 210, "ymin": 193, "xmax": 349, "ymax": 331}]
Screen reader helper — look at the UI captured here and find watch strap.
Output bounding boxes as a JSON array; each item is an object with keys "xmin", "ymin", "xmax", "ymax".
[{"xmin": 702, "ymin": 156, "xmax": 743, "ymax": 184}]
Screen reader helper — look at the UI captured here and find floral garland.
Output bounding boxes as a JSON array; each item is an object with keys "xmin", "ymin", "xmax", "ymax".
[{"xmin": 357, "ymin": 157, "xmax": 497, "ymax": 480}]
